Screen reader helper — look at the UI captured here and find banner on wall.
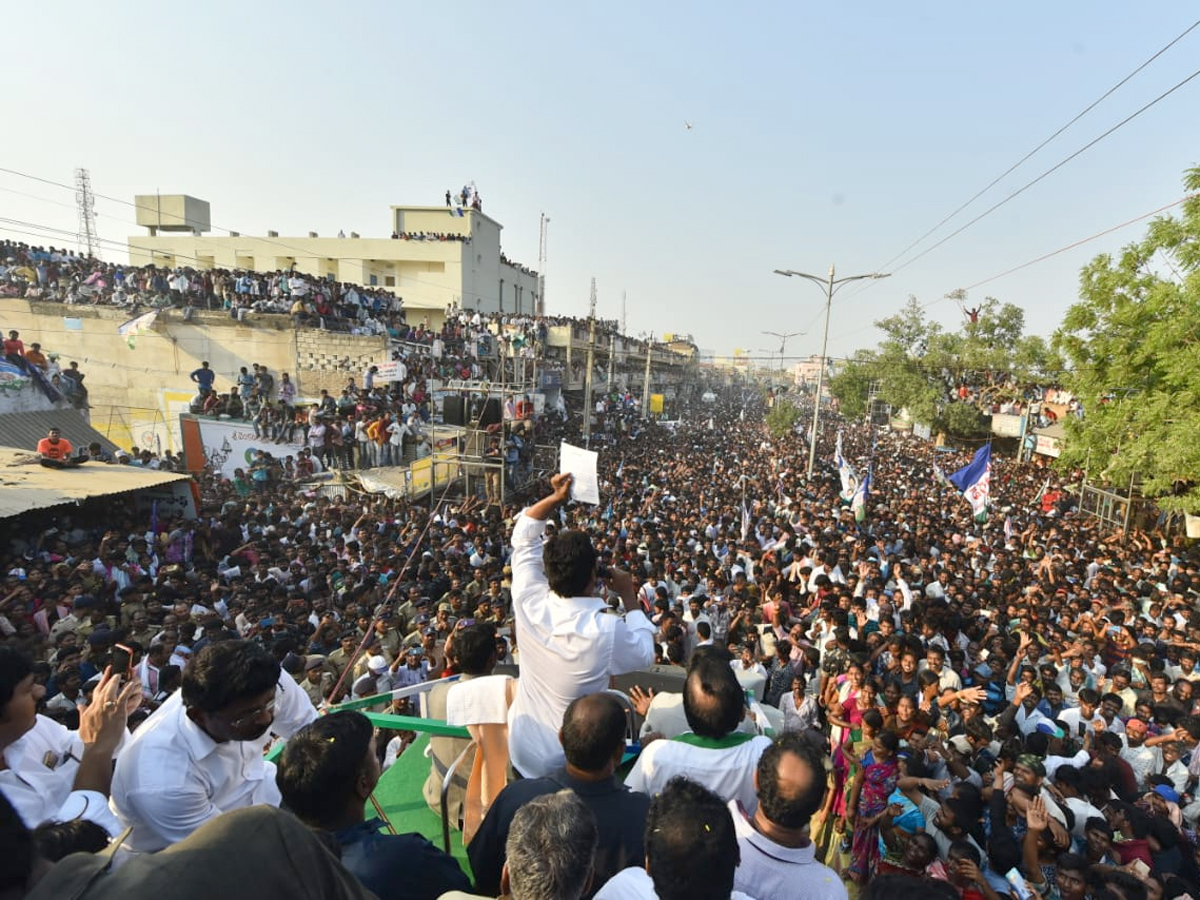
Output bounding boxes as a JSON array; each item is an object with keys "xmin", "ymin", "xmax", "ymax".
[
  {"xmin": 374, "ymin": 360, "xmax": 407, "ymax": 383},
  {"xmin": 179, "ymin": 415, "xmax": 322, "ymax": 477},
  {"xmin": 132, "ymin": 481, "xmax": 198, "ymax": 520}
]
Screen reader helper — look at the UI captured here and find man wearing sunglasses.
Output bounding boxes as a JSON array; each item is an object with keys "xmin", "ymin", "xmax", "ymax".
[{"xmin": 110, "ymin": 639, "xmax": 318, "ymax": 852}]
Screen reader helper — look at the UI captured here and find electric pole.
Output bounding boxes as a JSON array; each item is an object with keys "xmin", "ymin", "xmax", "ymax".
[
  {"xmin": 642, "ymin": 334, "xmax": 653, "ymax": 419},
  {"xmin": 537, "ymin": 213, "xmax": 549, "ymax": 315},
  {"xmin": 583, "ymin": 278, "xmax": 597, "ymax": 446}
]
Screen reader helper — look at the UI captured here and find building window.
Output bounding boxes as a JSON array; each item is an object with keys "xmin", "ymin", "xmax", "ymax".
[
  {"xmin": 384, "ymin": 276, "xmax": 396, "ymax": 287},
  {"xmin": 369, "ymin": 275, "xmax": 378, "ymax": 286}
]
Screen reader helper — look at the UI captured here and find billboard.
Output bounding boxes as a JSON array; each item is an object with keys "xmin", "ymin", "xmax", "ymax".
[
  {"xmin": 1034, "ymin": 434, "xmax": 1061, "ymax": 458},
  {"xmin": 991, "ymin": 413, "xmax": 1025, "ymax": 438},
  {"xmin": 179, "ymin": 416, "xmax": 322, "ymax": 478}
]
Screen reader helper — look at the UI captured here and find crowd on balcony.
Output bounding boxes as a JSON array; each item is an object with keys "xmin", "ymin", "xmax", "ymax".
[
  {"xmin": 390, "ymin": 231, "xmax": 471, "ymax": 242},
  {"xmin": 0, "ymin": 239, "xmax": 412, "ymax": 337}
]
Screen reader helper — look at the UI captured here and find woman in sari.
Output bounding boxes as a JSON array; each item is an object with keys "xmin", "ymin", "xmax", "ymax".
[
  {"xmin": 844, "ymin": 729, "xmax": 901, "ymax": 885},
  {"xmin": 824, "ymin": 680, "xmax": 880, "ymax": 869},
  {"xmin": 885, "ymin": 694, "xmax": 931, "ymax": 741}
]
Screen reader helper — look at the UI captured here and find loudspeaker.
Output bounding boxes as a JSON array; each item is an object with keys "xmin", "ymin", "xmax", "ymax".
[
  {"xmin": 479, "ymin": 397, "xmax": 502, "ymax": 427},
  {"xmin": 443, "ymin": 396, "xmax": 467, "ymax": 426}
]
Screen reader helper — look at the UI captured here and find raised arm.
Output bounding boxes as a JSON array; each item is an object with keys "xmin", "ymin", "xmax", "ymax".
[{"xmin": 510, "ymin": 474, "xmax": 572, "ymax": 598}]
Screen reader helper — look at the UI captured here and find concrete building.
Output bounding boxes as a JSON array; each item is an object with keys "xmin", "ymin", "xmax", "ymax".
[{"xmin": 128, "ymin": 198, "xmax": 540, "ymax": 315}]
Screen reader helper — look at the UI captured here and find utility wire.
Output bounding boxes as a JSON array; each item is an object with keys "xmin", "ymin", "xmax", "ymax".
[
  {"xmin": 824, "ymin": 191, "xmax": 1194, "ymax": 346},
  {"xmin": 884, "ymin": 64, "xmax": 1200, "ymax": 278},
  {"xmin": 869, "ymin": 17, "xmax": 1200, "ymax": 276}
]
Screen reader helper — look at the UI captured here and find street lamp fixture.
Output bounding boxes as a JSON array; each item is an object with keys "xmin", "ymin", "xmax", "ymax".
[
  {"xmin": 773, "ymin": 266, "xmax": 890, "ymax": 478},
  {"xmin": 761, "ymin": 329, "xmax": 805, "ymax": 374}
]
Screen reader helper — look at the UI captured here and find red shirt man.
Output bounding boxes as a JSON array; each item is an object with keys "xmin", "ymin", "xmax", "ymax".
[{"xmin": 37, "ymin": 429, "xmax": 73, "ymax": 461}]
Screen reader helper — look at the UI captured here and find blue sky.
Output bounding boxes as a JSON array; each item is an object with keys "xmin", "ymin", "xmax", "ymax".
[{"xmin": 2, "ymin": 2, "xmax": 1197, "ymax": 362}]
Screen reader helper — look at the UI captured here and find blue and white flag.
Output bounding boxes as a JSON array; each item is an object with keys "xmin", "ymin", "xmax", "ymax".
[
  {"xmin": 448, "ymin": 207, "xmax": 464, "ymax": 217},
  {"xmin": 851, "ymin": 465, "xmax": 871, "ymax": 523},
  {"xmin": 741, "ymin": 501, "xmax": 751, "ymax": 541},
  {"xmin": 948, "ymin": 444, "xmax": 992, "ymax": 522},
  {"xmin": 835, "ymin": 431, "xmax": 858, "ymax": 501}
]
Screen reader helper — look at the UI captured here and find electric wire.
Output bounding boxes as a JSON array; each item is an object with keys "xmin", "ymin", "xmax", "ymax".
[{"xmin": 869, "ymin": 17, "xmax": 1200, "ymax": 276}]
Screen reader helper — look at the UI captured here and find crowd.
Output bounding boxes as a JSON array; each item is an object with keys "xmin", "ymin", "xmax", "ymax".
[
  {"xmin": 2, "ymin": 376, "xmax": 1197, "ymax": 900},
  {"xmin": 393, "ymin": 232, "xmax": 472, "ymax": 243}
]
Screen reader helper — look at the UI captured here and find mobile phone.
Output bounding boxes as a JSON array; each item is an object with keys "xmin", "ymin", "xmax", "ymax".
[
  {"xmin": 111, "ymin": 643, "xmax": 135, "ymax": 681},
  {"xmin": 1005, "ymin": 867, "xmax": 1033, "ymax": 900}
]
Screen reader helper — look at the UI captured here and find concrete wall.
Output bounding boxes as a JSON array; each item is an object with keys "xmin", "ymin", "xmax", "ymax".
[
  {"xmin": 0, "ymin": 370, "xmax": 68, "ymax": 415},
  {"xmin": 1, "ymin": 301, "xmax": 386, "ymax": 451},
  {"xmin": 294, "ymin": 329, "xmax": 389, "ymax": 397}
]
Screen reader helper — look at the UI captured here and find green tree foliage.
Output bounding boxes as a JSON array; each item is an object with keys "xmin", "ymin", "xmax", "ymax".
[
  {"xmin": 829, "ymin": 295, "xmax": 1056, "ymax": 438},
  {"xmin": 765, "ymin": 398, "xmax": 801, "ymax": 439},
  {"xmin": 1052, "ymin": 166, "xmax": 1200, "ymax": 511}
]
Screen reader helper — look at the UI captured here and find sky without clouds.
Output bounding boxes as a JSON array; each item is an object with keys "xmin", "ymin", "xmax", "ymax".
[{"xmin": 2, "ymin": 2, "xmax": 1198, "ymax": 362}]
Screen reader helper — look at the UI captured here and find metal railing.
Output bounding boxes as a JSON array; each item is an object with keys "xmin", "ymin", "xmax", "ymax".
[{"xmin": 270, "ymin": 677, "xmax": 642, "ymax": 853}]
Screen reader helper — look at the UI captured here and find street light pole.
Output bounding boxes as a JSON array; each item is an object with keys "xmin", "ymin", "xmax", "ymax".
[
  {"xmin": 773, "ymin": 265, "xmax": 891, "ymax": 478},
  {"xmin": 761, "ymin": 330, "xmax": 804, "ymax": 377}
]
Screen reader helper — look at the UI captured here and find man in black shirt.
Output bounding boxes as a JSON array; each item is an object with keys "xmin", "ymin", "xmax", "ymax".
[
  {"xmin": 276, "ymin": 710, "xmax": 471, "ymax": 900},
  {"xmin": 468, "ymin": 692, "xmax": 649, "ymax": 899}
]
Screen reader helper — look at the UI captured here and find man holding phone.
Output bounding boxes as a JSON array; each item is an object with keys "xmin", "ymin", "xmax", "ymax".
[{"xmin": 0, "ymin": 646, "xmax": 140, "ymax": 834}]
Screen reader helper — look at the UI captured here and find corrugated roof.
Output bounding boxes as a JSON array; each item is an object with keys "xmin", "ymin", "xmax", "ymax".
[
  {"xmin": 0, "ymin": 409, "xmax": 121, "ymax": 457},
  {"xmin": 0, "ymin": 446, "xmax": 191, "ymax": 519}
]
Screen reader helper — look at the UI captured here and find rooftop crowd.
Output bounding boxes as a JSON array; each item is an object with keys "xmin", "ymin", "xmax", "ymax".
[{"xmin": 1, "ymin": 373, "xmax": 1196, "ymax": 900}]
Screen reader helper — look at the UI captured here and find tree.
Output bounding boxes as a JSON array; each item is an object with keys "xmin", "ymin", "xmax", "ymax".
[
  {"xmin": 765, "ymin": 398, "xmax": 801, "ymax": 439},
  {"xmin": 1052, "ymin": 166, "xmax": 1200, "ymax": 511},
  {"xmin": 829, "ymin": 295, "xmax": 1057, "ymax": 438}
]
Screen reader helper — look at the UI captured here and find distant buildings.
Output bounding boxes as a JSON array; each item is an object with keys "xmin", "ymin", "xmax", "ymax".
[{"xmin": 129, "ymin": 196, "xmax": 539, "ymax": 316}]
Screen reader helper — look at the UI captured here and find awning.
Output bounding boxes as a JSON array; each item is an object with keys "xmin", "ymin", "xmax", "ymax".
[{"xmin": 0, "ymin": 446, "xmax": 192, "ymax": 519}]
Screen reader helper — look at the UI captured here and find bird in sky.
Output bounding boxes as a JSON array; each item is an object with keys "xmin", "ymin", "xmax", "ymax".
[{"xmin": 684, "ymin": 121, "xmax": 693, "ymax": 131}]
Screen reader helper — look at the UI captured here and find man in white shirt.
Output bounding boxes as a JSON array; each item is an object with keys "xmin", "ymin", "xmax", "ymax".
[
  {"xmin": 135, "ymin": 642, "xmax": 169, "ymax": 699},
  {"xmin": 507, "ymin": 474, "xmax": 655, "ymax": 777},
  {"xmin": 625, "ymin": 655, "xmax": 772, "ymax": 814},
  {"xmin": 1, "ymin": 648, "xmax": 138, "ymax": 834},
  {"xmin": 110, "ymin": 639, "xmax": 317, "ymax": 852},
  {"xmin": 596, "ymin": 777, "xmax": 756, "ymax": 900},
  {"xmin": 1058, "ymin": 688, "xmax": 1105, "ymax": 740},
  {"xmin": 731, "ymin": 733, "xmax": 846, "ymax": 900},
  {"xmin": 919, "ymin": 645, "xmax": 962, "ymax": 692}
]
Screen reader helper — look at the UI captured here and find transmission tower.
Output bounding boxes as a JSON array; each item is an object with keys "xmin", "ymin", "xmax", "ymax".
[
  {"xmin": 74, "ymin": 168, "xmax": 98, "ymax": 258},
  {"xmin": 621, "ymin": 290, "xmax": 627, "ymax": 335},
  {"xmin": 589, "ymin": 276, "xmax": 597, "ymax": 320}
]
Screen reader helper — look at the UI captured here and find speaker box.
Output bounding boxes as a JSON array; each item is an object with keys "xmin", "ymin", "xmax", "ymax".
[
  {"xmin": 479, "ymin": 397, "xmax": 502, "ymax": 427},
  {"xmin": 443, "ymin": 396, "xmax": 467, "ymax": 426}
]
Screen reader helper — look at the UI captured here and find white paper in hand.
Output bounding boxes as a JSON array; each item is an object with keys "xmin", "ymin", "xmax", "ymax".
[{"xmin": 559, "ymin": 442, "xmax": 600, "ymax": 505}]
